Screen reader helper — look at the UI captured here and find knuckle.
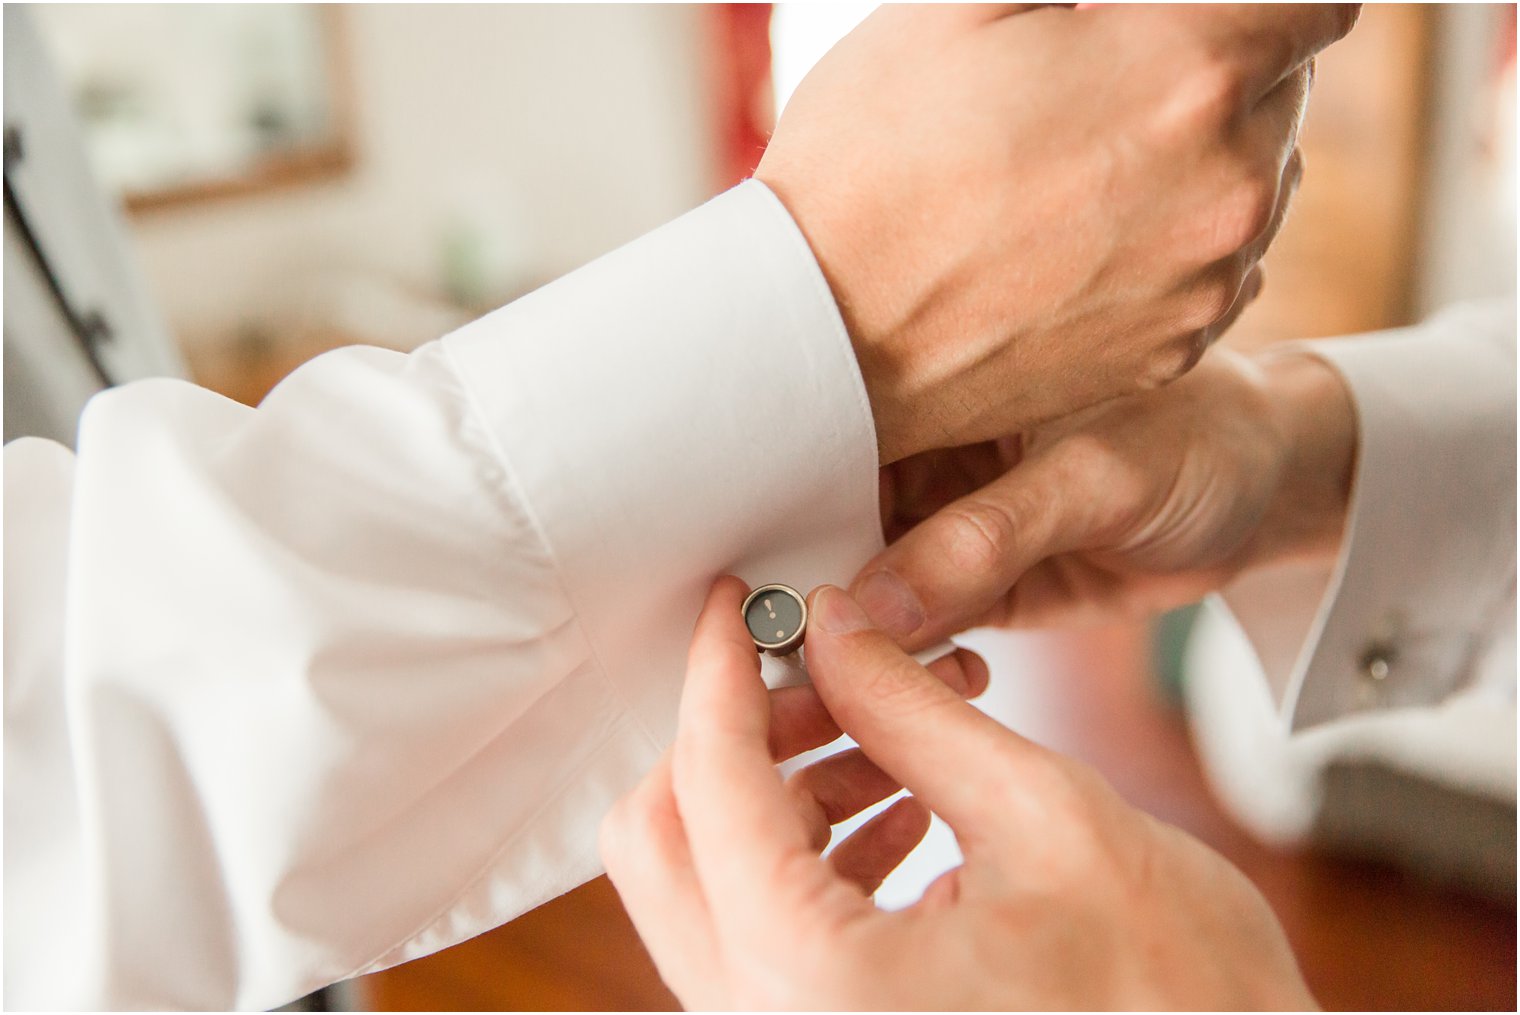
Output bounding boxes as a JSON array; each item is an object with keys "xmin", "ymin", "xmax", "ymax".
[
  {"xmin": 1180, "ymin": 330, "xmax": 1212, "ymax": 371},
  {"xmin": 1025, "ymin": 752, "xmax": 1086, "ymax": 811},
  {"xmin": 941, "ymin": 496, "xmax": 1022, "ymax": 577},
  {"xmin": 1029, "ymin": 822, "xmax": 1102, "ymax": 883},
  {"xmin": 1048, "ymin": 432, "xmax": 1117, "ymax": 481},
  {"xmin": 1196, "ymin": 57, "xmax": 1249, "ymax": 120},
  {"xmin": 1285, "ymin": 146, "xmax": 1306, "ymax": 190},
  {"xmin": 858, "ymin": 661, "xmax": 946, "ymax": 721},
  {"xmin": 1329, "ymin": 5, "xmax": 1361, "ymax": 41},
  {"xmin": 1138, "ymin": 337, "xmax": 1207, "ymax": 390},
  {"xmin": 1058, "ymin": 754, "xmax": 1112, "ymax": 804},
  {"xmin": 1021, "ymin": 758, "xmax": 1115, "ymax": 873},
  {"xmin": 986, "ymin": 739, "xmax": 1037, "ymax": 788},
  {"xmin": 1166, "ymin": 56, "xmax": 1248, "ymax": 133},
  {"xmin": 1211, "ymin": 176, "xmax": 1279, "ymax": 254},
  {"xmin": 785, "ymin": 776, "xmax": 834, "ymax": 851},
  {"xmin": 1182, "ymin": 273, "xmax": 1241, "ymax": 331}
]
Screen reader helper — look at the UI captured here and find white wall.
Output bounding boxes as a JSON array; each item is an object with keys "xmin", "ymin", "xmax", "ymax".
[{"xmin": 40, "ymin": 4, "xmax": 718, "ymax": 353}]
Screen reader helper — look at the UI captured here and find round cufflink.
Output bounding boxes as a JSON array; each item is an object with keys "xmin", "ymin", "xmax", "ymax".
[{"xmin": 742, "ymin": 583, "xmax": 807, "ymax": 656}]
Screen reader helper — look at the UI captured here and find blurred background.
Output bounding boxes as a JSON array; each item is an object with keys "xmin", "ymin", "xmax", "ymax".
[{"xmin": 10, "ymin": 4, "xmax": 1517, "ymax": 1010}]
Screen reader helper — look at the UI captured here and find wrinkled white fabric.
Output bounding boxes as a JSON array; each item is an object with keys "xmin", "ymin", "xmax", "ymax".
[
  {"xmin": 3, "ymin": 180, "xmax": 884, "ymax": 1011},
  {"xmin": 1187, "ymin": 302, "xmax": 1517, "ymax": 840},
  {"xmin": 1223, "ymin": 301, "xmax": 1516, "ymax": 731}
]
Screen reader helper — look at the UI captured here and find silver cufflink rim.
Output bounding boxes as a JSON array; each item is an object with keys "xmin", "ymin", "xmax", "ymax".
[{"xmin": 742, "ymin": 583, "xmax": 808, "ymax": 656}]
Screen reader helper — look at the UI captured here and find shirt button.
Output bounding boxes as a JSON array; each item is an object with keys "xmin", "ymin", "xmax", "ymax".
[{"xmin": 1356, "ymin": 641, "xmax": 1397, "ymax": 701}]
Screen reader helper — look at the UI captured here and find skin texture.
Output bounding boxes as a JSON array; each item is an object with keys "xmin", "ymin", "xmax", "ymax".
[
  {"xmin": 601, "ymin": 6, "xmax": 1365, "ymax": 1006},
  {"xmin": 602, "ymin": 579, "xmax": 1318, "ymax": 1011},
  {"xmin": 853, "ymin": 347, "xmax": 1359, "ymax": 650},
  {"xmin": 757, "ymin": 4, "xmax": 1358, "ymax": 463}
]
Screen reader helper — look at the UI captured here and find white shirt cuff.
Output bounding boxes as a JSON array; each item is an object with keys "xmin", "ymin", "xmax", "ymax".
[
  {"xmin": 442, "ymin": 180, "xmax": 883, "ymax": 744},
  {"xmin": 1223, "ymin": 302, "xmax": 1517, "ymax": 730}
]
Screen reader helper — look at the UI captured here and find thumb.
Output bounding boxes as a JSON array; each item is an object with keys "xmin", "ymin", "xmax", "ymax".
[
  {"xmin": 851, "ymin": 452, "xmax": 1100, "ymax": 650},
  {"xmin": 804, "ymin": 585, "xmax": 1038, "ymax": 839}
]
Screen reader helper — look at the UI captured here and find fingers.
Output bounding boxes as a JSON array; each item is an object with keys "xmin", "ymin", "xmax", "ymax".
[
  {"xmin": 1193, "ymin": 135, "xmax": 1301, "ymax": 357},
  {"xmin": 599, "ymin": 754, "xmax": 720, "ymax": 997},
  {"xmin": 614, "ymin": 576, "xmax": 994, "ymax": 975},
  {"xmin": 829, "ymin": 796, "xmax": 933, "ymax": 897},
  {"xmin": 882, "ymin": 444, "xmax": 1011, "ymax": 540},
  {"xmin": 788, "ymin": 748, "xmax": 905, "ymax": 852},
  {"xmin": 929, "ymin": 646, "xmax": 991, "ymax": 699},
  {"xmin": 1232, "ymin": 60, "xmax": 1311, "ymax": 250},
  {"xmin": 1237, "ymin": 143, "xmax": 1306, "ymax": 274},
  {"xmin": 1128, "ymin": 4, "xmax": 1356, "ymax": 105},
  {"xmin": 778, "ymin": 648, "xmax": 987, "ymax": 854},
  {"xmin": 1232, "ymin": 63, "xmax": 1311, "ymax": 254},
  {"xmin": 769, "ymin": 645, "xmax": 988, "ymax": 763},
  {"xmin": 1182, "ymin": 67, "xmax": 1303, "ymax": 359},
  {"xmin": 1220, "ymin": 4, "xmax": 1356, "ymax": 102},
  {"xmin": 852, "ymin": 455, "xmax": 1100, "ymax": 650},
  {"xmin": 671, "ymin": 577, "xmax": 868, "ymax": 937},
  {"xmin": 768, "ymin": 684, "xmax": 843, "ymax": 761},
  {"xmin": 804, "ymin": 585, "xmax": 1039, "ymax": 839},
  {"xmin": 1248, "ymin": 63, "xmax": 1314, "ymax": 160},
  {"xmin": 1193, "ymin": 262, "xmax": 1266, "ymax": 359}
]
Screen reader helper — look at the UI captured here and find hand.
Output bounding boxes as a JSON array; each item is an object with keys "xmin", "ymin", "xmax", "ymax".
[
  {"xmin": 599, "ymin": 577, "xmax": 988, "ymax": 1009},
  {"xmin": 853, "ymin": 348, "xmax": 1358, "ymax": 649},
  {"xmin": 756, "ymin": 3, "xmax": 1358, "ymax": 463},
  {"xmin": 602, "ymin": 581, "xmax": 1316, "ymax": 1010}
]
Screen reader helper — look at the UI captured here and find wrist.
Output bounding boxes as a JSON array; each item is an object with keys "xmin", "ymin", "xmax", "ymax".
[
  {"xmin": 1252, "ymin": 349, "xmax": 1358, "ymax": 567},
  {"xmin": 754, "ymin": 163, "xmax": 920, "ymax": 465}
]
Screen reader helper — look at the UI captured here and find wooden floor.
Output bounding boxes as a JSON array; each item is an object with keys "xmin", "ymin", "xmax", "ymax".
[{"xmin": 350, "ymin": 623, "xmax": 1516, "ymax": 1012}]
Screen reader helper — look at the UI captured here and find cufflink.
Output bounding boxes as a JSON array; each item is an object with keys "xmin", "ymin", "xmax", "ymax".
[
  {"xmin": 743, "ymin": 584, "xmax": 808, "ymax": 656},
  {"xmin": 1359, "ymin": 644, "xmax": 1395, "ymax": 682},
  {"xmin": 1355, "ymin": 612, "xmax": 1405, "ymax": 704}
]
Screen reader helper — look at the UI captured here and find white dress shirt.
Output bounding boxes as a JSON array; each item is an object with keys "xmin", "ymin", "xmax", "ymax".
[
  {"xmin": 4, "ymin": 180, "xmax": 886, "ymax": 1011},
  {"xmin": 1186, "ymin": 302, "xmax": 1517, "ymax": 842},
  {"xmin": 8, "ymin": 99, "xmax": 1513, "ymax": 1005}
]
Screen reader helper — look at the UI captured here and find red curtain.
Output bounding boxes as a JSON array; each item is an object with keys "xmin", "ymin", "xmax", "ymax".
[{"xmin": 709, "ymin": 4, "xmax": 775, "ymax": 191}]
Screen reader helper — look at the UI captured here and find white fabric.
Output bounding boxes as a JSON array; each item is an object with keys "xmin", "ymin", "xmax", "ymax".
[
  {"xmin": 1187, "ymin": 302, "xmax": 1517, "ymax": 839},
  {"xmin": 3, "ymin": 180, "xmax": 885, "ymax": 1011},
  {"xmin": 1223, "ymin": 300, "xmax": 1516, "ymax": 731}
]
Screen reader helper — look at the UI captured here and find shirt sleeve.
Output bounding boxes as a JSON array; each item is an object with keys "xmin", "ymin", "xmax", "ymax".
[
  {"xmin": 1219, "ymin": 301, "xmax": 1517, "ymax": 731},
  {"xmin": 2, "ymin": 180, "xmax": 884, "ymax": 1011}
]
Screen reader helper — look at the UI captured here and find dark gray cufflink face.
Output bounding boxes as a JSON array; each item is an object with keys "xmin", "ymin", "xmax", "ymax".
[{"xmin": 742, "ymin": 583, "xmax": 807, "ymax": 656}]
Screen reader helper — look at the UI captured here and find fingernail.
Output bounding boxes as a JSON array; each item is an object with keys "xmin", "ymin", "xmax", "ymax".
[
  {"xmin": 852, "ymin": 569, "xmax": 925, "ymax": 640},
  {"xmin": 813, "ymin": 584, "xmax": 872, "ymax": 635}
]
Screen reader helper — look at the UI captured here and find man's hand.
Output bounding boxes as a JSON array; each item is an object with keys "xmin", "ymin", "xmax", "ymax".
[
  {"xmin": 853, "ymin": 348, "xmax": 1358, "ymax": 649},
  {"xmin": 602, "ymin": 581, "xmax": 1316, "ymax": 1010},
  {"xmin": 758, "ymin": 4, "xmax": 1358, "ymax": 463}
]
